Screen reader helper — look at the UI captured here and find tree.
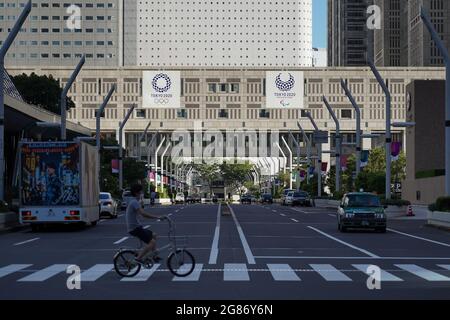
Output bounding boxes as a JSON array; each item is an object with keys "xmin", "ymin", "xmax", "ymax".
[
  {"xmin": 220, "ymin": 163, "xmax": 254, "ymax": 195},
  {"xmin": 11, "ymin": 72, "xmax": 75, "ymax": 114},
  {"xmin": 364, "ymin": 147, "xmax": 406, "ymax": 182},
  {"xmin": 193, "ymin": 163, "xmax": 221, "ymax": 196}
]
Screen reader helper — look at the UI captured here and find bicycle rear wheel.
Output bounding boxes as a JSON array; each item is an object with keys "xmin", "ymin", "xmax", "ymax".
[
  {"xmin": 167, "ymin": 249, "xmax": 195, "ymax": 277},
  {"xmin": 113, "ymin": 250, "xmax": 141, "ymax": 277}
]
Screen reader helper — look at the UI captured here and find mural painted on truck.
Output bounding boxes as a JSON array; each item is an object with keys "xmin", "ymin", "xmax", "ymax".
[{"xmin": 21, "ymin": 142, "xmax": 80, "ymax": 206}]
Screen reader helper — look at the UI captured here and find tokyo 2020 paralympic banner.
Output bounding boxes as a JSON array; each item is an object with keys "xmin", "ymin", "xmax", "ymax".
[
  {"xmin": 266, "ymin": 71, "xmax": 304, "ymax": 109},
  {"xmin": 143, "ymin": 71, "xmax": 181, "ymax": 108}
]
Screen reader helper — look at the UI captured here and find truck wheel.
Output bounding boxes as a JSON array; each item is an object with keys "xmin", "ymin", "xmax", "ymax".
[{"xmin": 91, "ymin": 220, "xmax": 98, "ymax": 227}]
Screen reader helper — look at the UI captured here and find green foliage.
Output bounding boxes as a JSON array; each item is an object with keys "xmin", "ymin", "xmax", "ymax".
[
  {"xmin": 11, "ymin": 73, "xmax": 75, "ymax": 114},
  {"xmin": 99, "ymin": 137, "xmax": 146, "ymax": 197},
  {"xmin": 355, "ymin": 171, "xmax": 386, "ymax": 195},
  {"xmin": 432, "ymin": 197, "xmax": 450, "ymax": 212},
  {"xmin": 220, "ymin": 162, "xmax": 254, "ymax": 195},
  {"xmin": 193, "ymin": 163, "xmax": 221, "ymax": 195},
  {"xmin": 364, "ymin": 147, "xmax": 406, "ymax": 182}
]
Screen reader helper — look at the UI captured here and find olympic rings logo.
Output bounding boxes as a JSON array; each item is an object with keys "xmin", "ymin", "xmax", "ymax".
[{"xmin": 152, "ymin": 73, "xmax": 172, "ymax": 93}]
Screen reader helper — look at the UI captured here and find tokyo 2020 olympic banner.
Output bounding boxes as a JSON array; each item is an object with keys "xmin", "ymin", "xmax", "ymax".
[
  {"xmin": 142, "ymin": 71, "xmax": 181, "ymax": 108},
  {"xmin": 266, "ymin": 71, "xmax": 304, "ymax": 109}
]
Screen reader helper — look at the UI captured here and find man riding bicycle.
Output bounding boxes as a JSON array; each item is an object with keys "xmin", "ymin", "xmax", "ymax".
[{"xmin": 126, "ymin": 184, "xmax": 165, "ymax": 264}]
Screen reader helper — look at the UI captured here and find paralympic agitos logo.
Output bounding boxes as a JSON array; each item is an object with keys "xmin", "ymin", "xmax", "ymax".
[{"xmin": 275, "ymin": 73, "xmax": 295, "ymax": 92}]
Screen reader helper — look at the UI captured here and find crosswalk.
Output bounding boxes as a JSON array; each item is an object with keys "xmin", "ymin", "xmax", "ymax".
[{"xmin": 0, "ymin": 263, "xmax": 449, "ymax": 283}]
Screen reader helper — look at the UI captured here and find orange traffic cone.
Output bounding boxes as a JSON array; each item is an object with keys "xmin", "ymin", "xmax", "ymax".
[{"xmin": 406, "ymin": 205, "xmax": 415, "ymax": 217}]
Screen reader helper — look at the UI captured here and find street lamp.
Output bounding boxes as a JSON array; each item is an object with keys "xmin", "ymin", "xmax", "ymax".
[
  {"xmin": 297, "ymin": 121, "xmax": 311, "ymax": 185},
  {"xmin": 138, "ymin": 121, "xmax": 152, "ymax": 160},
  {"xmin": 369, "ymin": 60, "xmax": 392, "ymax": 200},
  {"xmin": 341, "ymin": 79, "xmax": 362, "ymax": 176},
  {"xmin": 0, "ymin": 0, "xmax": 31, "ymax": 202},
  {"xmin": 61, "ymin": 55, "xmax": 85, "ymax": 141},
  {"xmin": 305, "ymin": 112, "xmax": 322, "ymax": 197},
  {"xmin": 323, "ymin": 96, "xmax": 341, "ymax": 193},
  {"xmin": 119, "ymin": 104, "xmax": 136, "ymax": 191},
  {"xmin": 282, "ymin": 136, "xmax": 293, "ymax": 190},
  {"xmin": 289, "ymin": 131, "xmax": 301, "ymax": 191}
]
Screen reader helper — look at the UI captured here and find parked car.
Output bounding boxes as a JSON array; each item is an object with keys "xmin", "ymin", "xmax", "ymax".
[
  {"xmin": 99, "ymin": 192, "xmax": 118, "ymax": 218},
  {"xmin": 185, "ymin": 195, "xmax": 194, "ymax": 203},
  {"xmin": 175, "ymin": 193, "xmax": 185, "ymax": 204},
  {"xmin": 192, "ymin": 194, "xmax": 202, "ymax": 203},
  {"xmin": 240, "ymin": 194, "xmax": 252, "ymax": 204},
  {"xmin": 337, "ymin": 192, "xmax": 387, "ymax": 233},
  {"xmin": 281, "ymin": 189, "xmax": 295, "ymax": 205},
  {"xmin": 260, "ymin": 193, "xmax": 273, "ymax": 204}
]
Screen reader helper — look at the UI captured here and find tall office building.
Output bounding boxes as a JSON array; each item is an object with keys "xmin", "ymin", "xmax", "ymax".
[
  {"xmin": 1, "ymin": 0, "xmax": 313, "ymax": 68},
  {"xmin": 132, "ymin": 0, "xmax": 313, "ymax": 67},
  {"xmin": 373, "ymin": 0, "xmax": 405, "ymax": 66},
  {"xmin": 328, "ymin": 0, "xmax": 374, "ymax": 66},
  {"xmin": 0, "ymin": 0, "xmax": 122, "ymax": 66},
  {"xmin": 375, "ymin": 0, "xmax": 450, "ymax": 67}
]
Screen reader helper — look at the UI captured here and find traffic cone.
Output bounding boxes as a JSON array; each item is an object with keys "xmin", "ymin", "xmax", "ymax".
[{"xmin": 406, "ymin": 205, "xmax": 415, "ymax": 217}]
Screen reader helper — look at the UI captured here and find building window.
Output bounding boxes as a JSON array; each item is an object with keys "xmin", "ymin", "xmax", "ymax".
[
  {"xmin": 219, "ymin": 109, "xmax": 229, "ymax": 118},
  {"xmin": 341, "ymin": 109, "xmax": 352, "ymax": 119},
  {"xmin": 136, "ymin": 109, "xmax": 146, "ymax": 118},
  {"xmin": 230, "ymin": 83, "xmax": 239, "ymax": 93},
  {"xmin": 219, "ymin": 84, "xmax": 228, "ymax": 93},
  {"xmin": 259, "ymin": 109, "xmax": 270, "ymax": 118},
  {"xmin": 177, "ymin": 109, "xmax": 187, "ymax": 118},
  {"xmin": 208, "ymin": 83, "xmax": 217, "ymax": 93}
]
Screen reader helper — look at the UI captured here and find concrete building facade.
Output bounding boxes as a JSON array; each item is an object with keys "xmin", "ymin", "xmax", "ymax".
[
  {"xmin": 0, "ymin": 0, "xmax": 122, "ymax": 67},
  {"xmin": 403, "ymin": 80, "xmax": 445, "ymax": 204},
  {"xmin": 5, "ymin": 66, "xmax": 445, "ymax": 173}
]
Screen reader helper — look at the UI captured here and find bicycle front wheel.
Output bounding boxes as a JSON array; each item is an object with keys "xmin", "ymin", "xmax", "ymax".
[
  {"xmin": 113, "ymin": 250, "xmax": 141, "ymax": 277},
  {"xmin": 167, "ymin": 249, "xmax": 195, "ymax": 277}
]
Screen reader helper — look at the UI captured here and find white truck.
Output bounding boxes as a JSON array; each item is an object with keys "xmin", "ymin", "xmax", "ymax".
[{"xmin": 19, "ymin": 141, "xmax": 100, "ymax": 230}]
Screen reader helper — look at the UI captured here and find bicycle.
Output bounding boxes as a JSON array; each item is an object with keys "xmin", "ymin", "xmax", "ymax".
[{"xmin": 113, "ymin": 216, "xmax": 196, "ymax": 277}]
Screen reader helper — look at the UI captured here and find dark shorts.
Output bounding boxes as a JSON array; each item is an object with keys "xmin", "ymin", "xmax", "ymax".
[{"xmin": 129, "ymin": 227, "xmax": 153, "ymax": 244}]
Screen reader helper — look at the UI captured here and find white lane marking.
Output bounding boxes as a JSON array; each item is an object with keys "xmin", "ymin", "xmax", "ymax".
[
  {"xmin": 118, "ymin": 214, "xmax": 124, "ymax": 218},
  {"xmin": 438, "ymin": 264, "xmax": 450, "ymax": 271},
  {"xmin": 328, "ymin": 214, "xmax": 336, "ymax": 218},
  {"xmin": 308, "ymin": 226, "xmax": 380, "ymax": 258},
  {"xmin": 387, "ymin": 228, "xmax": 450, "ymax": 248},
  {"xmin": 267, "ymin": 264, "xmax": 301, "ymax": 281},
  {"xmin": 272, "ymin": 210, "xmax": 277, "ymax": 213},
  {"xmin": 208, "ymin": 204, "xmax": 221, "ymax": 265},
  {"xmin": 143, "ymin": 225, "xmax": 151, "ymax": 230},
  {"xmin": 18, "ymin": 264, "xmax": 70, "ymax": 282},
  {"xmin": 224, "ymin": 263, "xmax": 250, "ymax": 281},
  {"xmin": 254, "ymin": 256, "xmax": 450, "ymax": 260},
  {"xmin": 175, "ymin": 210, "xmax": 179, "ymax": 213},
  {"xmin": 310, "ymin": 264, "xmax": 352, "ymax": 282},
  {"xmin": 228, "ymin": 204, "xmax": 256, "ymax": 264},
  {"xmin": 291, "ymin": 219, "xmax": 299, "ymax": 223},
  {"xmin": 114, "ymin": 237, "xmax": 129, "ymax": 245},
  {"xmin": 13, "ymin": 238, "xmax": 40, "ymax": 246},
  {"xmin": 280, "ymin": 214, "xmax": 286, "ymax": 217},
  {"xmin": 80, "ymin": 264, "xmax": 113, "ymax": 282},
  {"xmin": 352, "ymin": 264, "xmax": 403, "ymax": 282},
  {"xmin": 395, "ymin": 264, "xmax": 450, "ymax": 281},
  {"xmin": 172, "ymin": 264, "xmax": 203, "ymax": 281},
  {"xmin": 0, "ymin": 264, "xmax": 33, "ymax": 279},
  {"xmin": 168, "ymin": 214, "xmax": 172, "ymax": 217},
  {"xmin": 120, "ymin": 264, "xmax": 160, "ymax": 282}
]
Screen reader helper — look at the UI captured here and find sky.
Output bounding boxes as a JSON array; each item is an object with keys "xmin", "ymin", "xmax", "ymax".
[{"xmin": 313, "ymin": 0, "xmax": 327, "ymax": 49}]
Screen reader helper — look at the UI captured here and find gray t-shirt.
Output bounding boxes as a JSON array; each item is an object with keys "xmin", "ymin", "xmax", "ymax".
[{"xmin": 126, "ymin": 199, "xmax": 142, "ymax": 232}]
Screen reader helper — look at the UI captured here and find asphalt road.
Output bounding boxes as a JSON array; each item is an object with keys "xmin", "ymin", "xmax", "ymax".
[{"xmin": 0, "ymin": 203, "xmax": 450, "ymax": 300}]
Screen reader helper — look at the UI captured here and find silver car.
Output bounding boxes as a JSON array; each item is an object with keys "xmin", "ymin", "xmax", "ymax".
[{"xmin": 99, "ymin": 192, "xmax": 118, "ymax": 218}]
